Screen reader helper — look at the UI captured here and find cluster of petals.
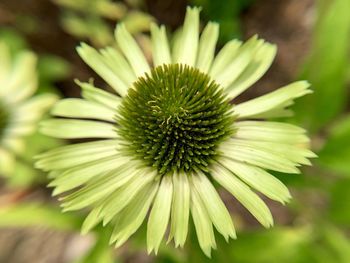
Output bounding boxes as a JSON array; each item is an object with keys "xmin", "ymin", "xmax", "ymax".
[{"xmin": 37, "ymin": 7, "xmax": 315, "ymax": 257}]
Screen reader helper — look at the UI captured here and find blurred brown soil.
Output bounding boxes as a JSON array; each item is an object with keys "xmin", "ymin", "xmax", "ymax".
[{"xmin": 0, "ymin": 0, "xmax": 314, "ymax": 262}]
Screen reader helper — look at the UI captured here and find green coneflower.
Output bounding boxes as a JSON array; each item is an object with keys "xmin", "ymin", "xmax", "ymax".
[
  {"xmin": 36, "ymin": 7, "xmax": 315, "ymax": 256},
  {"xmin": 0, "ymin": 42, "xmax": 57, "ymax": 177}
]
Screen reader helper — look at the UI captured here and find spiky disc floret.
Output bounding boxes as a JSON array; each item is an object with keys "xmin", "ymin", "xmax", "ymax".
[
  {"xmin": 117, "ymin": 64, "xmax": 235, "ymax": 175},
  {"xmin": 0, "ymin": 102, "xmax": 9, "ymax": 140}
]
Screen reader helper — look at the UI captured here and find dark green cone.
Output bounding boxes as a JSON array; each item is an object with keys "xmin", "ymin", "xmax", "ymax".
[{"xmin": 118, "ymin": 64, "xmax": 235, "ymax": 175}]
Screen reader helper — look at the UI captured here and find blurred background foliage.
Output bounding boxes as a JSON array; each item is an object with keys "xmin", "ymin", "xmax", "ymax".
[{"xmin": 0, "ymin": 0, "xmax": 350, "ymax": 262}]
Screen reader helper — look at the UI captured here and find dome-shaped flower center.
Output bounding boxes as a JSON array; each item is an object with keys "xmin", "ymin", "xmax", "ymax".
[
  {"xmin": 117, "ymin": 64, "xmax": 235, "ymax": 175},
  {"xmin": 0, "ymin": 101, "xmax": 9, "ymax": 140}
]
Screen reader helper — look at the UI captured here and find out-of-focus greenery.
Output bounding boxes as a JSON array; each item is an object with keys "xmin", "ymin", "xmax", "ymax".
[
  {"xmin": 0, "ymin": 28, "xmax": 68, "ymax": 187},
  {"xmin": 190, "ymin": 0, "xmax": 255, "ymax": 44},
  {"xmin": 54, "ymin": 0, "xmax": 154, "ymax": 47},
  {"xmin": 292, "ymin": 0, "xmax": 350, "ymax": 133}
]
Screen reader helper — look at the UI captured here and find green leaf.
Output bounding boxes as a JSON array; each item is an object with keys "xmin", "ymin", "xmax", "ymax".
[
  {"xmin": 292, "ymin": 0, "xmax": 350, "ymax": 132},
  {"xmin": 329, "ymin": 178, "xmax": 350, "ymax": 224},
  {"xmin": 190, "ymin": 0, "xmax": 255, "ymax": 43},
  {"xmin": 0, "ymin": 202, "xmax": 82, "ymax": 231},
  {"xmin": 37, "ymin": 54, "xmax": 71, "ymax": 83},
  {"xmin": 318, "ymin": 115, "xmax": 350, "ymax": 176}
]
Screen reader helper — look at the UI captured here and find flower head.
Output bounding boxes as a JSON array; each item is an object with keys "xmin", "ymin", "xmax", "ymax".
[
  {"xmin": 37, "ymin": 7, "xmax": 315, "ymax": 256},
  {"xmin": 0, "ymin": 42, "xmax": 57, "ymax": 178}
]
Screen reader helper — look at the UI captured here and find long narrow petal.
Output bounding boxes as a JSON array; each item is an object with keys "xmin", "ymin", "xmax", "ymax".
[
  {"xmin": 234, "ymin": 121, "xmax": 310, "ymax": 144},
  {"xmin": 40, "ymin": 119, "xmax": 118, "ymax": 139},
  {"xmin": 211, "ymin": 163, "xmax": 273, "ymax": 228},
  {"xmin": 111, "ymin": 182, "xmax": 158, "ymax": 248},
  {"xmin": 191, "ymin": 172, "xmax": 236, "ymax": 241},
  {"xmin": 76, "ymin": 81, "xmax": 121, "ymax": 109},
  {"xmin": 219, "ymin": 142, "xmax": 300, "ymax": 174},
  {"xmin": 227, "ymin": 42, "xmax": 277, "ymax": 98},
  {"xmin": 150, "ymin": 23, "xmax": 171, "ymax": 66},
  {"xmin": 209, "ymin": 40, "xmax": 242, "ymax": 79},
  {"xmin": 115, "ymin": 24, "xmax": 150, "ymax": 77},
  {"xmin": 100, "ymin": 169, "xmax": 156, "ymax": 225},
  {"xmin": 35, "ymin": 140, "xmax": 119, "ymax": 171},
  {"xmin": 100, "ymin": 47, "xmax": 137, "ymax": 87},
  {"xmin": 77, "ymin": 43, "xmax": 128, "ymax": 96},
  {"xmin": 212, "ymin": 36, "xmax": 262, "ymax": 88},
  {"xmin": 49, "ymin": 155, "xmax": 129, "ymax": 195},
  {"xmin": 51, "ymin": 98, "xmax": 116, "ymax": 122},
  {"xmin": 168, "ymin": 172, "xmax": 190, "ymax": 247},
  {"xmin": 81, "ymin": 205, "xmax": 104, "ymax": 234},
  {"xmin": 228, "ymin": 138, "xmax": 315, "ymax": 165},
  {"xmin": 195, "ymin": 22, "xmax": 219, "ymax": 73},
  {"xmin": 190, "ymin": 182, "xmax": 216, "ymax": 257},
  {"xmin": 61, "ymin": 164, "xmax": 140, "ymax": 211},
  {"xmin": 234, "ymin": 81, "xmax": 311, "ymax": 118},
  {"xmin": 219, "ymin": 158, "xmax": 291, "ymax": 203},
  {"xmin": 173, "ymin": 7, "xmax": 200, "ymax": 66},
  {"xmin": 147, "ymin": 176, "xmax": 173, "ymax": 254}
]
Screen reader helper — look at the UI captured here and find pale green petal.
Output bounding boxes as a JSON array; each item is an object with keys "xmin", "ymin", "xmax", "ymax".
[
  {"xmin": 227, "ymin": 42, "xmax": 277, "ymax": 99},
  {"xmin": 115, "ymin": 24, "xmax": 150, "ymax": 76},
  {"xmin": 170, "ymin": 27, "xmax": 182, "ymax": 64},
  {"xmin": 61, "ymin": 164, "xmax": 140, "ymax": 211},
  {"xmin": 150, "ymin": 23, "xmax": 171, "ymax": 66},
  {"xmin": 209, "ymin": 39, "xmax": 242, "ymax": 79},
  {"xmin": 100, "ymin": 169, "xmax": 156, "ymax": 225},
  {"xmin": 2, "ymin": 137, "xmax": 25, "ymax": 154},
  {"xmin": 147, "ymin": 176, "xmax": 173, "ymax": 254},
  {"xmin": 77, "ymin": 43, "xmax": 128, "ymax": 96},
  {"xmin": 213, "ymin": 36, "xmax": 263, "ymax": 88},
  {"xmin": 7, "ymin": 76, "xmax": 37, "ymax": 104},
  {"xmin": 191, "ymin": 172, "xmax": 236, "ymax": 241},
  {"xmin": 76, "ymin": 81, "xmax": 121, "ymax": 109},
  {"xmin": 51, "ymin": 98, "xmax": 116, "ymax": 122},
  {"xmin": 40, "ymin": 119, "xmax": 118, "ymax": 139},
  {"xmin": 195, "ymin": 22, "xmax": 219, "ymax": 73},
  {"xmin": 173, "ymin": 7, "xmax": 200, "ymax": 66},
  {"xmin": 251, "ymin": 107, "xmax": 293, "ymax": 119},
  {"xmin": 35, "ymin": 140, "xmax": 119, "ymax": 171},
  {"xmin": 0, "ymin": 148, "xmax": 15, "ymax": 177},
  {"xmin": 49, "ymin": 155, "xmax": 128, "ymax": 194},
  {"xmin": 219, "ymin": 142, "xmax": 300, "ymax": 174},
  {"xmin": 190, "ymin": 183, "xmax": 216, "ymax": 257},
  {"xmin": 5, "ymin": 122, "xmax": 36, "ymax": 137},
  {"xmin": 212, "ymin": 163, "xmax": 273, "ymax": 228},
  {"xmin": 234, "ymin": 121, "xmax": 310, "ymax": 144},
  {"xmin": 234, "ymin": 81, "xmax": 312, "ymax": 118},
  {"xmin": 6, "ymin": 51, "xmax": 37, "ymax": 95},
  {"xmin": 168, "ymin": 172, "xmax": 190, "ymax": 247},
  {"xmin": 14, "ymin": 94, "xmax": 58, "ymax": 123},
  {"xmin": 228, "ymin": 138, "xmax": 315, "ymax": 165},
  {"xmin": 100, "ymin": 47, "xmax": 137, "ymax": 86},
  {"xmin": 219, "ymin": 157, "xmax": 291, "ymax": 203},
  {"xmin": 81, "ymin": 205, "xmax": 104, "ymax": 234},
  {"xmin": 111, "ymin": 182, "xmax": 158, "ymax": 248}
]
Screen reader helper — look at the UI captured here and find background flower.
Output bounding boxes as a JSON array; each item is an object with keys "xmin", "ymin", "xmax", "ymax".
[{"xmin": 0, "ymin": 41, "xmax": 58, "ymax": 183}]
